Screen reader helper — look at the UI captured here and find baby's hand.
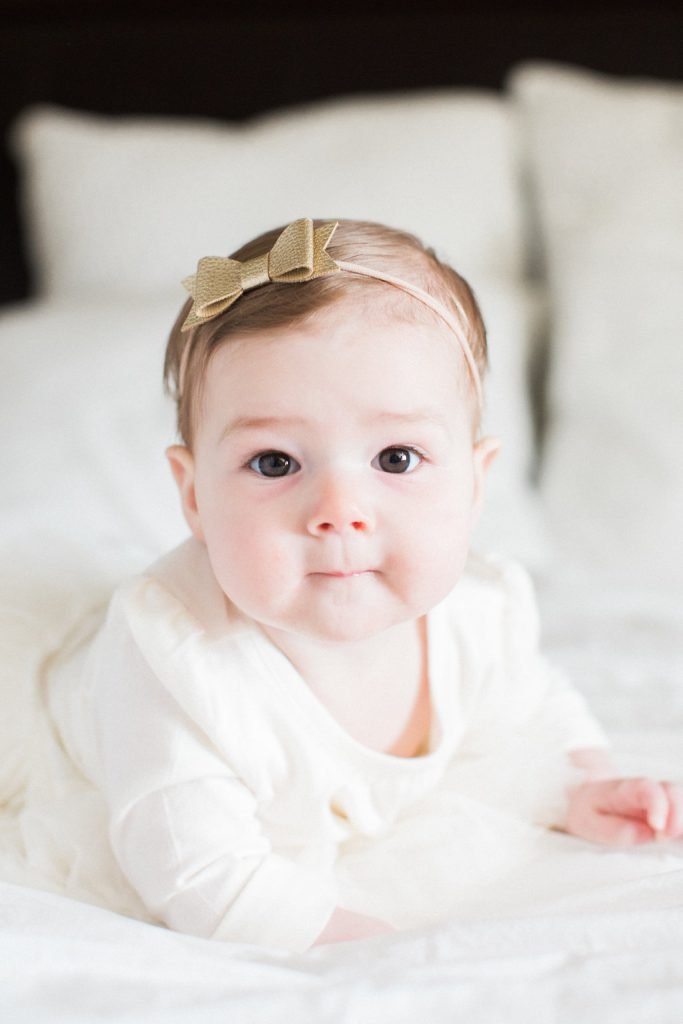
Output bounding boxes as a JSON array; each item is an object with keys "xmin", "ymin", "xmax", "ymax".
[{"xmin": 564, "ymin": 778, "xmax": 683, "ymax": 846}]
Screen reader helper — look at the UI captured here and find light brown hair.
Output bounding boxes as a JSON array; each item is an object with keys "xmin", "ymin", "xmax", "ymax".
[{"xmin": 164, "ymin": 218, "xmax": 488, "ymax": 446}]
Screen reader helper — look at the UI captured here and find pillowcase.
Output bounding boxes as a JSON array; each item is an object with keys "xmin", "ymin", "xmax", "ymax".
[
  {"xmin": 12, "ymin": 92, "xmax": 526, "ymax": 298},
  {"xmin": 510, "ymin": 63, "xmax": 683, "ymax": 585}
]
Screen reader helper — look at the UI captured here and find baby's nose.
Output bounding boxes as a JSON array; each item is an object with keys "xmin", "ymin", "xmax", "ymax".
[{"xmin": 305, "ymin": 474, "xmax": 374, "ymax": 536}]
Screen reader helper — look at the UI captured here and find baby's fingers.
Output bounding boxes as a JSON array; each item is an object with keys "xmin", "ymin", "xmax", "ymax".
[
  {"xmin": 661, "ymin": 782, "xmax": 683, "ymax": 839},
  {"xmin": 566, "ymin": 778, "xmax": 683, "ymax": 846},
  {"xmin": 590, "ymin": 812, "xmax": 655, "ymax": 848},
  {"xmin": 602, "ymin": 778, "xmax": 669, "ymax": 831}
]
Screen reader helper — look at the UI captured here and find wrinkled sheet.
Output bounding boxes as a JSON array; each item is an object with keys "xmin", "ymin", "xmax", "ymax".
[{"xmin": 2, "ymin": 847, "xmax": 683, "ymax": 1024}]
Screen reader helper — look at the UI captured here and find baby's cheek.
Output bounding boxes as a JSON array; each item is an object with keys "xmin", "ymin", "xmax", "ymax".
[
  {"xmin": 396, "ymin": 519, "xmax": 470, "ymax": 601},
  {"xmin": 215, "ymin": 520, "xmax": 294, "ymax": 602},
  {"xmin": 425, "ymin": 540, "xmax": 469, "ymax": 596}
]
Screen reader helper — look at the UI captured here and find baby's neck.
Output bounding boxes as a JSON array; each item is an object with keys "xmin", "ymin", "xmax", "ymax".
[
  {"xmin": 261, "ymin": 617, "xmax": 430, "ymax": 756},
  {"xmin": 263, "ymin": 617, "xmax": 422, "ymax": 685}
]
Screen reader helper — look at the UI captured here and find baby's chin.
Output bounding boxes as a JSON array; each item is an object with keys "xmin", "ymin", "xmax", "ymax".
[
  {"xmin": 298, "ymin": 618, "xmax": 402, "ymax": 645},
  {"xmin": 262, "ymin": 601, "xmax": 426, "ymax": 647}
]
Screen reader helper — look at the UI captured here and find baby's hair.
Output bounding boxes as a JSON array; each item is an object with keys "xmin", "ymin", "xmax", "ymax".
[{"xmin": 164, "ymin": 218, "xmax": 488, "ymax": 447}]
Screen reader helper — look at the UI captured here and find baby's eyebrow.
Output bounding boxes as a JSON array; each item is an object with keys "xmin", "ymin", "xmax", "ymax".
[
  {"xmin": 221, "ymin": 415, "xmax": 307, "ymax": 440},
  {"xmin": 219, "ymin": 409, "xmax": 451, "ymax": 442},
  {"xmin": 368, "ymin": 409, "xmax": 451, "ymax": 432}
]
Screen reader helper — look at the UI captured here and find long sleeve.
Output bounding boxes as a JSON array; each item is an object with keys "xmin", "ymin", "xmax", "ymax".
[{"xmin": 86, "ymin": 589, "xmax": 338, "ymax": 953}]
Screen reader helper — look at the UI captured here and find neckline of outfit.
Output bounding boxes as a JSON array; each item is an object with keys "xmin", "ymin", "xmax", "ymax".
[
  {"xmin": 144, "ymin": 538, "xmax": 457, "ymax": 771},
  {"xmin": 243, "ymin": 597, "xmax": 453, "ymax": 771}
]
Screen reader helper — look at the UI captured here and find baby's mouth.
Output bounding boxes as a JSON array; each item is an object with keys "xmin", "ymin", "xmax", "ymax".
[{"xmin": 312, "ymin": 569, "xmax": 375, "ymax": 578}]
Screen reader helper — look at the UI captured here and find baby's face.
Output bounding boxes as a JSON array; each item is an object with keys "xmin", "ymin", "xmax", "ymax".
[{"xmin": 168, "ymin": 301, "xmax": 496, "ymax": 644}]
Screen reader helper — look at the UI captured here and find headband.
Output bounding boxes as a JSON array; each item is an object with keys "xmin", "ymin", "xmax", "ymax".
[{"xmin": 179, "ymin": 218, "xmax": 482, "ymax": 407}]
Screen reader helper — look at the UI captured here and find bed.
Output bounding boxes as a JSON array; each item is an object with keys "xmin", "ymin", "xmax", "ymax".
[{"xmin": 1, "ymin": 4, "xmax": 683, "ymax": 1020}]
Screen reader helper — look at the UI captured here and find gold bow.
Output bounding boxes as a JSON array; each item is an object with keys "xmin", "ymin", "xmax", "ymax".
[{"xmin": 180, "ymin": 218, "xmax": 340, "ymax": 331}]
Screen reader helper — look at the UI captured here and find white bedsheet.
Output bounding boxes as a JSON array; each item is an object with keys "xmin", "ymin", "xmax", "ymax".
[{"xmin": 2, "ymin": 847, "xmax": 683, "ymax": 1024}]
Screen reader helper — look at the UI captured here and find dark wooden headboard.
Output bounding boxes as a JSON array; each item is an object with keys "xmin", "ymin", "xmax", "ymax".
[{"xmin": 2, "ymin": 0, "xmax": 682, "ymax": 306}]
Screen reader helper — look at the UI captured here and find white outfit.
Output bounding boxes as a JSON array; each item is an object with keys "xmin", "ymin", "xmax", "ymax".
[{"xmin": 49, "ymin": 539, "xmax": 608, "ymax": 952}]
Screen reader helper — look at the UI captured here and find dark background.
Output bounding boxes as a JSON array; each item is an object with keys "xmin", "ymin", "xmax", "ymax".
[{"xmin": 2, "ymin": 0, "xmax": 682, "ymax": 306}]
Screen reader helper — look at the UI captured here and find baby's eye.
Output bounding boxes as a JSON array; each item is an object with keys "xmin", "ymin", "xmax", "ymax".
[
  {"xmin": 373, "ymin": 446, "xmax": 423, "ymax": 474},
  {"xmin": 247, "ymin": 451, "xmax": 301, "ymax": 477}
]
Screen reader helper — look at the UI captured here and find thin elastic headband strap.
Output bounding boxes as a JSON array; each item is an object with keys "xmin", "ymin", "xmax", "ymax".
[
  {"xmin": 335, "ymin": 260, "xmax": 483, "ymax": 409},
  {"xmin": 177, "ymin": 260, "xmax": 483, "ymax": 409}
]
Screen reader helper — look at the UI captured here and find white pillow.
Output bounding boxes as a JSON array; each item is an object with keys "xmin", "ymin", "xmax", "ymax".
[
  {"xmin": 472, "ymin": 278, "xmax": 549, "ymax": 571},
  {"xmin": 11, "ymin": 93, "xmax": 525, "ymax": 297},
  {"xmin": 510, "ymin": 63, "xmax": 683, "ymax": 585}
]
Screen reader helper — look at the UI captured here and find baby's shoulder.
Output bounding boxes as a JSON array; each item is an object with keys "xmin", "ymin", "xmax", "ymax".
[
  {"xmin": 110, "ymin": 537, "xmax": 244, "ymax": 645},
  {"xmin": 439, "ymin": 550, "xmax": 539, "ymax": 644},
  {"xmin": 457, "ymin": 549, "xmax": 536, "ymax": 603}
]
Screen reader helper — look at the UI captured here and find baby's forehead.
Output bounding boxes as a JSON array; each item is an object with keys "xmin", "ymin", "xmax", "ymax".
[
  {"xmin": 200, "ymin": 302, "xmax": 477, "ymax": 433},
  {"xmin": 311, "ymin": 296, "xmax": 473, "ymax": 378},
  {"xmin": 212, "ymin": 296, "xmax": 465, "ymax": 371}
]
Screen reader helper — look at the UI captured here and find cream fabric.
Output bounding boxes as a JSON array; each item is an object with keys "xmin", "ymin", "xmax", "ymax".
[{"xmin": 49, "ymin": 539, "xmax": 607, "ymax": 952}]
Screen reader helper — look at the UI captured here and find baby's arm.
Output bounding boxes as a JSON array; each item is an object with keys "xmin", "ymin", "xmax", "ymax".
[
  {"xmin": 560, "ymin": 748, "xmax": 683, "ymax": 845},
  {"xmin": 90, "ymin": 591, "xmax": 339, "ymax": 953}
]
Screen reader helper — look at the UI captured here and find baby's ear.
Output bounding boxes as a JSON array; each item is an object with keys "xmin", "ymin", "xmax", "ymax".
[
  {"xmin": 166, "ymin": 445, "xmax": 205, "ymax": 542},
  {"xmin": 470, "ymin": 435, "xmax": 500, "ymax": 524}
]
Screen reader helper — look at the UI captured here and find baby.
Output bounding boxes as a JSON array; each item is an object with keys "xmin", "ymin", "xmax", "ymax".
[{"xmin": 57, "ymin": 218, "xmax": 683, "ymax": 951}]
